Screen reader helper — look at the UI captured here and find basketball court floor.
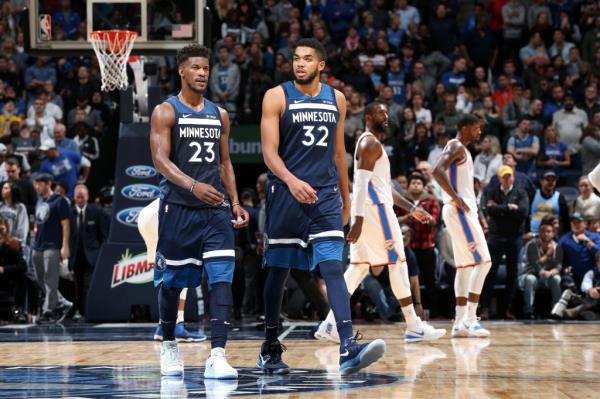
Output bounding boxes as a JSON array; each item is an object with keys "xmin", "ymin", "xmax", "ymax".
[{"xmin": 1, "ymin": 321, "xmax": 599, "ymax": 398}]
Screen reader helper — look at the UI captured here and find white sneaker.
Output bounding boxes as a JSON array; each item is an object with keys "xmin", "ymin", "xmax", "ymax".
[
  {"xmin": 204, "ymin": 347, "xmax": 238, "ymax": 379},
  {"xmin": 204, "ymin": 378, "xmax": 238, "ymax": 399},
  {"xmin": 314, "ymin": 320, "xmax": 340, "ymax": 344},
  {"xmin": 160, "ymin": 341, "xmax": 184, "ymax": 376},
  {"xmin": 451, "ymin": 319, "xmax": 469, "ymax": 338},
  {"xmin": 460, "ymin": 318, "xmax": 491, "ymax": 338},
  {"xmin": 160, "ymin": 376, "xmax": 186, "ymax": 398},
  {"xmin": 404, "ymin": 318, "xmax": 446, "ymax": 343}
]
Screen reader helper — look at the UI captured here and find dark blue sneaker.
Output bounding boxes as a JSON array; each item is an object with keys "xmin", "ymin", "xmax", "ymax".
[
  {"xmin": 339, "ymin": 332, "xmax": 386, "ymax": 376},
  {"xmin": 175, "ymin": 322, "xmax": 207, "ymax": 342},
  {"xmin": 256, "ymin": 340, "xmax": 290, "ymax": 374},
  {"xmin": 153, "ymin": 325, "xmax": 163, "ymax": 341}
]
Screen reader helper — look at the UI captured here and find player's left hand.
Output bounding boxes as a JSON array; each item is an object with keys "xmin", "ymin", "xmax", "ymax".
[
  {"xmin": 232, "ymin": 204, "xmax": 250, "ymax": 229},
  {"xmin": 411, "ymin": 207, "xmax": 434, "ymax": 224},
  {"xmin": 346, "ymin": 217, "xmax": 363, "ymax": 243}
]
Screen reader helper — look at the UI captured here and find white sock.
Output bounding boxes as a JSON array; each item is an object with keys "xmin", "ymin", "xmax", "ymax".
[
  {"xmin": 455, "ymin": 305, "xmax": 466, "ymax": 321},
  {"xmin": 176, "ymin": 289, "xmax": 187, "ymax": 324},
  {"xmin": 323, "ymin": 264, "xmax": 369, "ymax": 325},
  {"xmin": 402, "ymin": 305, "xmax": 420, "ymax": 331},
  {"xmin": 466, "ymin": 301, "xmax": 478, "ymax": 322},
  {"xmin": 388, "ymin": 262, "xmax": 419, "ymax": 330}
]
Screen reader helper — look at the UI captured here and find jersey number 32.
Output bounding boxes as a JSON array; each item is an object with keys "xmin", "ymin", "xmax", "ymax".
[{"xmin": 301, "ymin": 125, "xmax": 328, "ymax": 147}]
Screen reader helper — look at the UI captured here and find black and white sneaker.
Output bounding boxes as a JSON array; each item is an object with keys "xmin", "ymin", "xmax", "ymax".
[
  {"xmin": 339, "ymin": 332, "xmax": 386, "ymax": 376},
  {"xmin": 54, "ymin": 302, "xmax": 73, "ymax": 323},
  {"xmin": 256, "ymin": 340, "xmax": 290, "ymax": 374}
]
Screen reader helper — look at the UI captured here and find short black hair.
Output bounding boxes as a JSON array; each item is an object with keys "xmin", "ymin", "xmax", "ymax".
[
  {"xmin": 176, "ymin": 44, "xmax": 211, "ymax": 67},
  {"xmin": 294, "ymin": 38, "xmax": 327, "ymax": 61},
  {"xmin": 457, "ymin": 114, "xmax": 481, "ymax": 130},
  {"xmin": 34, "ymin": 173, "xmax": 53, "ymax": 183},
  {"xmin": 365, "ymin": 101, "xmax": 385, "ymax": 117},
  {"xmin": 408, "ymin": 172, "xmax": 427, "ymax": 187}
]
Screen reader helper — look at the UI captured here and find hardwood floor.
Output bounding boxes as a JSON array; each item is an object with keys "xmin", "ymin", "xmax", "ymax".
[{"xmin": 1, "ymin": 323, "xmax": 599, "ymax": 398}]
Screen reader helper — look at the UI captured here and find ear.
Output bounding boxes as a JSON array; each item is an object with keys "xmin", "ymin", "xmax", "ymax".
[{"xmin": 178, "ymin": 66, "xmax": 184, "ymax": 78}]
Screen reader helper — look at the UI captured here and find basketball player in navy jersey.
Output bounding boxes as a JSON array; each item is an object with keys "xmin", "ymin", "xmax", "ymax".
[
  {"xmin": 259, "ymin": 38, "xmax": 385, "ymax": 376},
  {"xmin": 150, "ymin": 44, "xmax": 249, "ymax": 379}
]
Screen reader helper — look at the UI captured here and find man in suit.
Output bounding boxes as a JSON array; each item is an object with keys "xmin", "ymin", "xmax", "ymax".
[{"xmin": 69, "ymin": 183, "xmax": 109, "ymax": 318}]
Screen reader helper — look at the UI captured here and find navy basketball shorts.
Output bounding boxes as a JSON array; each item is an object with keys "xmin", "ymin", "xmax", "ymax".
[
  {"xmin": 154, "ymin": 200, "xmax": 235, "ymax": 289},
  {"xmin": 264, "ymin": 181, "xmax": 344, "ymax": 271}
]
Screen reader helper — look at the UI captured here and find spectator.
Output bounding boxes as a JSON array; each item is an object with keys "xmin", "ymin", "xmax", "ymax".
[
  {"xmin": 53, "ymin": 123, "xmax": 79, "ymax": 154},
  {"xmin": 69, "ymin": 183, "xmax": 108, "ymax": 318},
  {"xmin": 559, "ymin": 212, "xmax": 600, "ymax": 287},
  {"xmin": 570, "ymin": 252, "xmax": 600, "ymax": 319},
  {"xmin": 581, "ymin": 125, "xmax": 600, "ymax": 176},
  {"xmin": 24, "ymin": 57, "xmax": 56, "ymax": 95},
  {"xmin": 552, "ymin": 92, "xmax": 588, "ymax": 163},
  {"xmin": 44, "ymin": 80, "xmax": 63, "ymax": 110},
  {"xmin": 395, "ymin": 0, "xmax": 420, "ymax": 32},
  {"xmin": 519, "ymin": 216, "xmax": 563, "ymax": 319},
  {"xmin": 528, "ymin": 0, "xmax": 551, "ymax": 30},
  {"xmin": 426, "ymin": 122, "xmax": 449, "ymax": 167},
  {"xmin": 32, "ymin": 173, "xmax": 72, "ymax": 323},
  {"xmin": 412, "ymin": 92, "xmax": 431, "ymax": 129},
  {"xmin": 480, "ymin": 165, "xmax": 530, "ymax": 319},
  {"xmin": 242, "ymin": 66, "xmax": 272, "ymax": 124},
  {"xmin": 0, "ymin": 217, "xmax": 27, "ymax": 322},
  {"xmin": 519, "ymin": 31, "xmax": 549, "ymax": 67},
  {"xmin": 0, "ymin": 181, "xmax": 27, "ymax": 245},
  {"xmin": 441, "ymin": 57, "xmax": 467, "ymax": 90},
  {"xmin": 415, "ymin": 160, "xmax": 443, "ymax": 202},
  {"xmin": 549, "ymin": 29, "xmax": 575, "ymax": 62},
  {"xmin": 322, "ymin": 0, "xmax": 356, "ymax": 44},
  {"xmin": 474, "ymin": 135, "xmax": 503, "ymax": 188},
  {"xmin": 52, "ymin": 0, "xmax": 81, "ymax": 39},
  {"xmin": 210, "ymin": 45, "xmax": 241, "ymax": 123},
  {"xmin": 579, "ymin": 85, "xmax": 600, "ymax": 122},
  {"xmin": 25, "ymin": 95, "xmax": 56, "ymax": 140},
  {"xmin": 502, "ymin": 84, "xmax": 530, "ymax": 134},
  {"xmin": 38, "ymin": 139, "xmax": 81, "ymax": 198},
  {"xmin": 73, "ymin": 122, "xmax": 99, "ymax": 163},
  {"xmin": 435, "ymin": 92, "xmax": 464, "ymax": 136},
  {"xmin": 26, "ymin": 92, "xmax": 62, "ymax": 124},
  {"xmin": 384, "ymin": 56, "xmax": 408, "ymax": 106},
  {"xmin": 475, "ymin": 96, "xmax": 502, "ymax": 139},
  {"xmin": 5, "ymin": 158, "xmax": 36, "ymax": 215},
  {"xmin": 12, "ymin": 125, "xmax": 40, "ymax": 163},
  {"xmin": 461, "ymin": 15, "xmax": 498, "ymax": 71},
  {"xmin": 507, "ymin": 117, "xmax": 540, "ymax": 176},
  {"xmin": 501, "ymin": 0, "xmax": 526, "ymax": 61},
  {"xmin": 544, "ymin": 85, "xmax": 565, "ymax": 120},
  {"xmin": 530, "ymin": 171, "xmax": 570, "ymax": 234},
  {"xmin": 66, "ymin": 95, "xmax": 103, "ymax": 135},
  {"xmin": 0, "ymin": 99, "xmax": 21, "ymax": 136},
  {"xmin": 572, "ymin": 176, "xmax": 600, "ymax": 223},
  {"xmin": 398, "ymin": 172, "xmax": 439, "ymax": 316},
  {"xmin": 537, "ymin": 126, "xmax": 570, "ymax": 180},
  {"xmin": 344, "ymin": 91, "xmax": 365, "ymax": 139},
  {"xmin": 409, "ymin": 122, "xmax": 432, "ymax": 167},
  {"xmin": 430, "ymin": 4, "xmax": 459, "ymax": 57},
  {"xmin": 410, "ymin": 62, "xmax": 436, "ymax": 99}
]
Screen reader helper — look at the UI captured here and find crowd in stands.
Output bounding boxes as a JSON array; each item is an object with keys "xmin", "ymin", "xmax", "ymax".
[{"xmin": 1, "ymin": 0, "xmax": 600, "ymax": 325}]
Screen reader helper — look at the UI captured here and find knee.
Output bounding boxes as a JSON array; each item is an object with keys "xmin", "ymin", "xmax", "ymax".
[
  {"xmin": 524, "ymin": 275, "xmax": 537, "ymax": 288},
  {"xmin": 550, "ymin": 275, "xmax": 561, "ymax": 286}
]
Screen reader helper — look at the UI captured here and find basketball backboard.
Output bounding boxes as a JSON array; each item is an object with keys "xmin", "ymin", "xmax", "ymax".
[{"xmin": 24, "ymin": 0, "xmax": 208, "ymax": 56}]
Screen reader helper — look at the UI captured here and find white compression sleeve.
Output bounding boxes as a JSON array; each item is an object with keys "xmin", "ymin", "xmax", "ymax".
[
  {"xmin": 353, "ymin": 169, "xmax": 373, "ymax": 216},
  {"xmin": 388, "ymin": 261, "xmax": 412, "ymax": 300},
  {"xmin": 137, "ymin": 198, "xmax": 160, "ymax": 263}
]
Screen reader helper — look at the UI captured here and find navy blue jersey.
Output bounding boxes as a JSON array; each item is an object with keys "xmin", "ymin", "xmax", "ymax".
[
  {"xmin": 160, "ymin": 95, "xmax": 226, "ymax": 208},
  {"xmin": 270, "ymin": 81, "xmax": 340, "ymax": 188}
]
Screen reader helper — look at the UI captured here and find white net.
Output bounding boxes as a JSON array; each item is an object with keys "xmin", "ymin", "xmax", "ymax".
[{"xmin": 90, "ymin": 30, "xmax": 138, "ymax": 91}]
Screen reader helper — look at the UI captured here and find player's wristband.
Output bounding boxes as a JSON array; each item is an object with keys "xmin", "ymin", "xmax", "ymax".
[
  {"xmin": 189, "ymin": 180, "xmax": 197, "ymax": 193},
  {"xmin": 354, "ymin": 169, "xmax": 373, "ymax": 217}
]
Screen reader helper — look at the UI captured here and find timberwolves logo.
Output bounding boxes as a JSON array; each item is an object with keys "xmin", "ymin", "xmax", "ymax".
[
  {"xmin": 0, "ymin": 366, "xmax": 400, "ymax": 397},
  {"xmin": 155, "ymin": 252, "xmax": 166, "ymax": 271},
  {"xmin": 34, "ymin": 202, "xmax": 50, "ymax": 224}
]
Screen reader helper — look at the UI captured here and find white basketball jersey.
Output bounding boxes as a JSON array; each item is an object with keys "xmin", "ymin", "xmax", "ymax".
[
  {"xmin": 353, "ymin": 131, "xmax": 393, "ymax": 205},
  {"xmin": 441, "ymin": 139, "xmax": 477, "ymax": 210}
]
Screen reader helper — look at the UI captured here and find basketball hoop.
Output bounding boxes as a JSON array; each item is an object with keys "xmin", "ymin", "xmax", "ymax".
[{"xmin": 90, "ymin": 30, "xmax": 138, "ymax": 91}]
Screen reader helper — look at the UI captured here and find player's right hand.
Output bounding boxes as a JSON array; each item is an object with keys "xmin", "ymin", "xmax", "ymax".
[
  {"xmin": 346, "ymin": 217, "xmax": 363, "ymax": 243},
  {"xmin": 193, "ymin": 182, "xmax": 225, "ymax": 205},
  {"xmin": 453, "ymin": 196, "xmax": 470, "ymax": 213},
  {"xmin": 288, "ymin": 178, "xmax": 318, "ymax": 204}
]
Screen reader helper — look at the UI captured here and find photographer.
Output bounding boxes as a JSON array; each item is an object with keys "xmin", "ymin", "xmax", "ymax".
[{"xmin": 553, "ymin": 252, "xmax": 600, "ymax": 320}]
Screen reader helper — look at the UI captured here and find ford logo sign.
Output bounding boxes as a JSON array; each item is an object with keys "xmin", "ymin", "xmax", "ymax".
[
  {"xmin": 116, "ymin": 207, "xmax": 143, "ymax": 227},
  {"xmin": 125, "ymin": 165, "xmax": 157, "ymax": 179},
  {"xmin": 121, "ymin": 184, "xmax": 160, "ymax": 201}
]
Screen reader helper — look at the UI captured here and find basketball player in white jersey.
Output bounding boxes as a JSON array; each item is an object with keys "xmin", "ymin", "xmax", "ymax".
[
  {"xmin": 315, "ymin": 102, "xmax": 446, "ymax": 343},
  {"xmin": 433, "ymin": 114, "xmax": 491, "ymax": 338},
  {"xmin": 137, "ymin": 199, "xmax": 207, "ymax": 342},
  {"xmin": 589, "ymin": 163, "xmax": 600, "ymax": 192}
]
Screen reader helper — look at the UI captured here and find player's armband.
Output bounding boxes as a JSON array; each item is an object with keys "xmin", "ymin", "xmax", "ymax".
[{"xmin": 354, "ymin": 169, "xmax": 373, "ymax": 217}]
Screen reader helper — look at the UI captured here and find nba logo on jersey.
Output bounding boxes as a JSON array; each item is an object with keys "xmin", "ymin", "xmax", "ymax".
[{"xmin": 39, "ymin": 14, "xmax": 51, "ymax": 41}]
